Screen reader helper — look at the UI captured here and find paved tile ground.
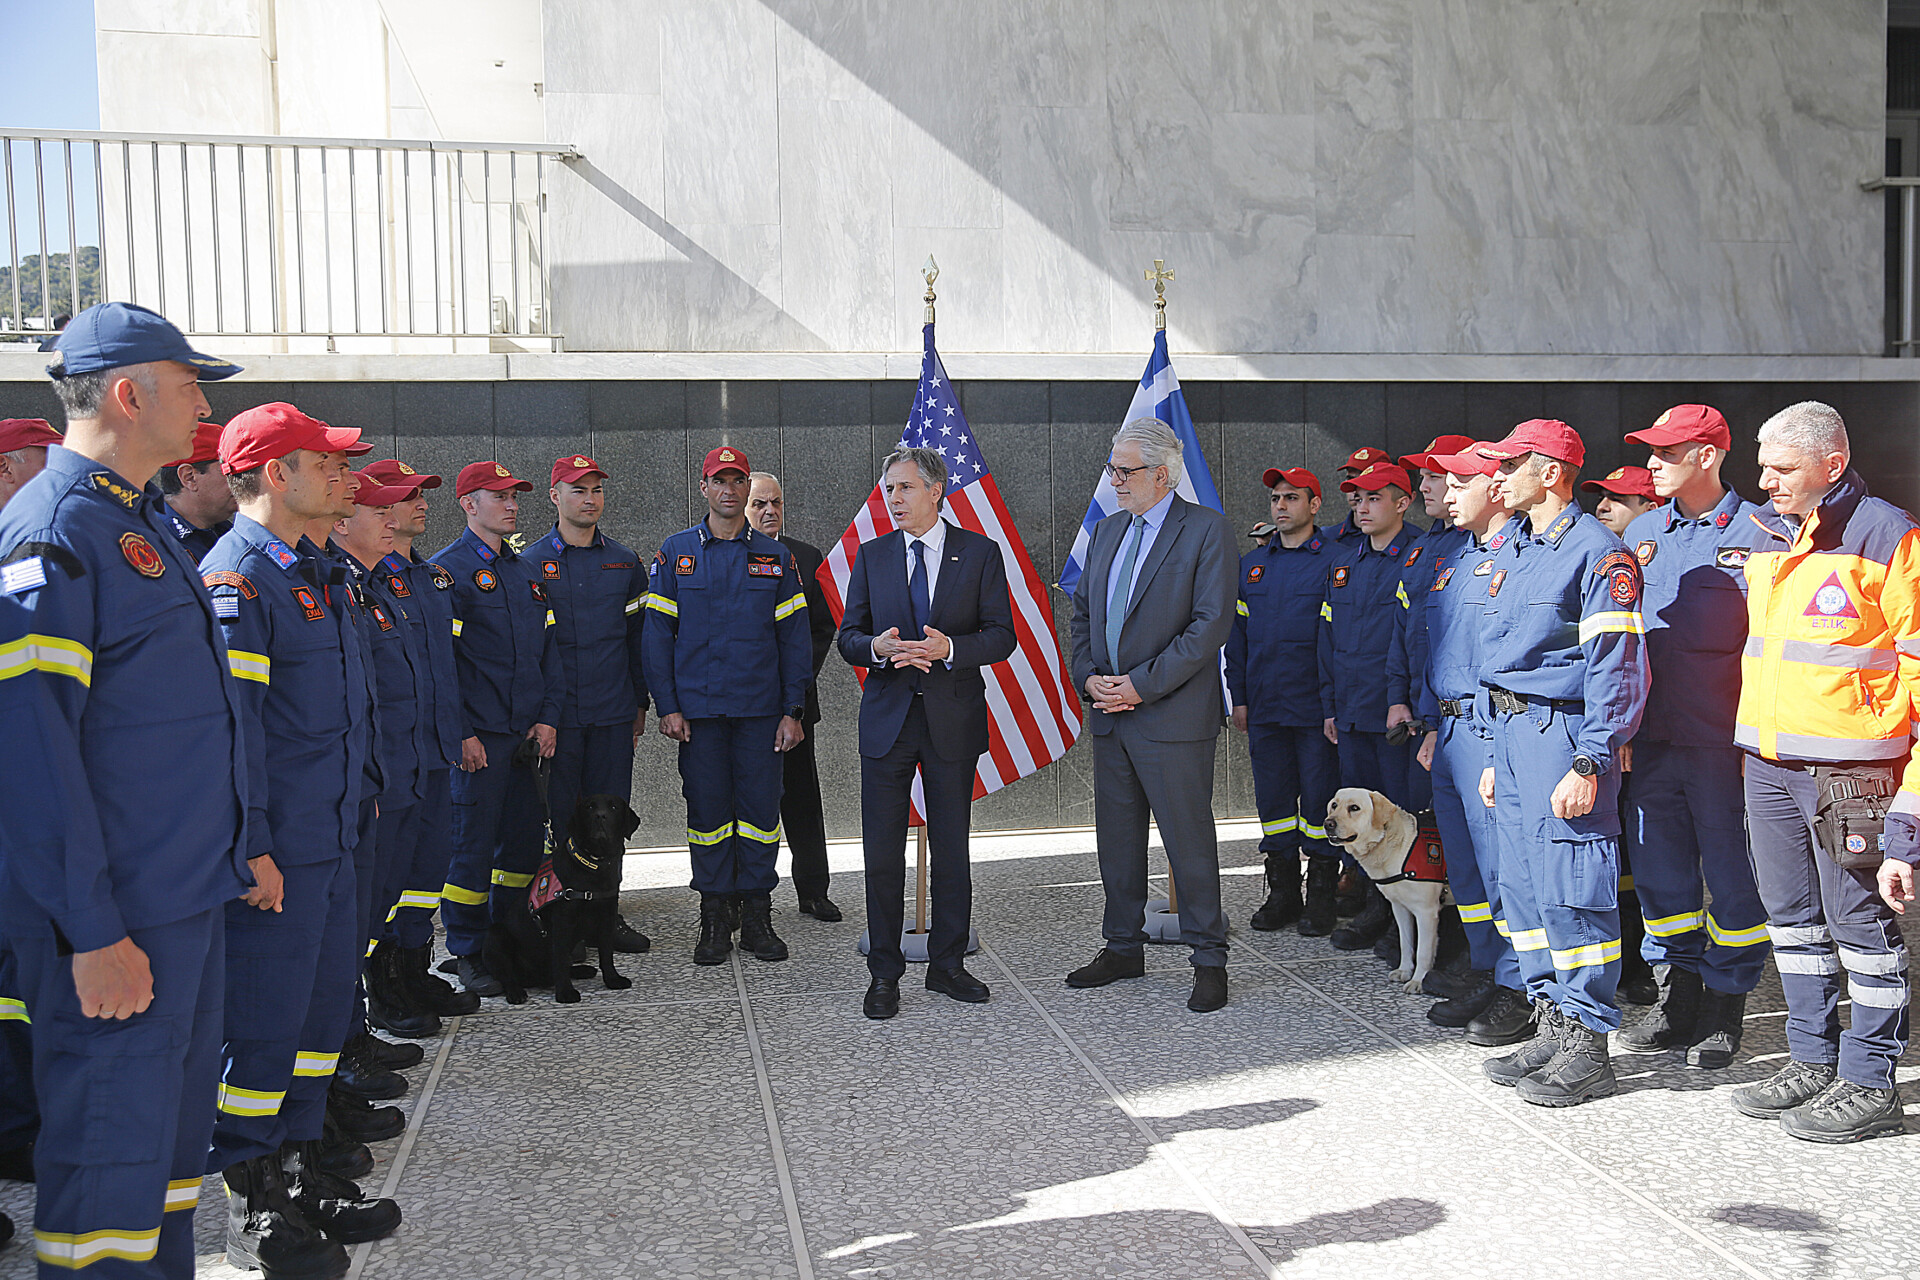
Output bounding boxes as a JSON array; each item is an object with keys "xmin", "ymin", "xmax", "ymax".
[{"xmin": 3, "ymin": 821, "xmax": 1917, "ymax": 1279}]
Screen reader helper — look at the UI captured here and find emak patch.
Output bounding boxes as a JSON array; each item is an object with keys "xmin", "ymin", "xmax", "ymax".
[
  {"xmin": 387, "ymin": 574, "xmax": 411, "ymax": 597},
  {"xmin": 1635, "ymin": 540, "xmax": 1657, "ymax": 566},
  {"xmin": 1403, "ymin": 546, "xmax": 1424, "ymax": 569},
  {"xmin": 676, "ymin": 554, "xmax": 697, "ymax": 576},
  {"xmin": 370, "ymin": 603, "xmax": 395, "ymax": 632},
  {"xmin": 1245, "ymin": 564, "xmax": 1265, "ymax": 585},
  {"xmin": 541, "ymin": 560, "xmax": 561, "ymax": 580},
  {"xmin": 1331, "ymin": 566, "xmax": 1350, "ymax": 589},
  {"xmin": 473, "ymin": 568, "xmax": 499, "ymax": 592},
  {"xmin": 292, "ymin": 586, "xmax": 326, "ymax": 621}
]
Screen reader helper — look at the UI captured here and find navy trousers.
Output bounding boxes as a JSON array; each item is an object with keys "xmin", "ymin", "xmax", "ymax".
[
  {"xmin": 0, "ymin": 937, "xmax": 38, "ymax": 1154},
  {"xmin": 1337, "ymin": 729, "xmax": 1414, "ymax": 810},
  {"xmin": 1246, "ymin": 722, "xmax": 1337, "ymax": 865},
  {"xmin": 1744, "ymin": 755, "xmax": 1910, "ymax": 1090},
  {"xmin": 1430, "ymin": 714, "xmax": 1521, "ymax": 989},
  {"xmin": 550, "ymin": 723, "xmax": 636, "ymax": 857},
  {"xmin": 369, "ymin": 796, "xmax": 423, "ymax": 948},
  {"xmin": 389, "ymin": 768, "xmax": 453, "ymax": 950},
  {"xmin": 678, "ymin": 715, "xmax": 785, "ymax": 896},
  {"xmin": 18, "ymin": 909, "xmax": 222, "ymax": 1278},
  {"xmin": 443, "ymin": 732, "xmax": 549, "ymax": 957}
]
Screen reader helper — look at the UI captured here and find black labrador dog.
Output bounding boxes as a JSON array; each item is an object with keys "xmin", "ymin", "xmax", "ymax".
[{"xmin": 538, "ymin": 794, "xmax": 641, "ymax": 1003}]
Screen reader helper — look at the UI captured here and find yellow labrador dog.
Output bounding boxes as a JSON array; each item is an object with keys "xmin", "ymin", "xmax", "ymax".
[{"xmin": 1323, "ymin": 788, "xmax": 1446, "ymax": 994}]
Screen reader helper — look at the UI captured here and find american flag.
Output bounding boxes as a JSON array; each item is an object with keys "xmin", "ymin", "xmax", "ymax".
[{"xmin": 818, "ymin": 323, "xmax": 1082, "ymax": 807}]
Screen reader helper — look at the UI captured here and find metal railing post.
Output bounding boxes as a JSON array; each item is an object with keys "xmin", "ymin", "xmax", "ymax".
[
  {"xmin": 4, "ymin": 139, "xmax": 19, "ymax": 331},
  {"xmin": 36, "ymin": 141, "xmax": 51, "ymax": 330},
  {"xmin": 63, "ymin": 139, "xmax": 80, "ymax": 318}
]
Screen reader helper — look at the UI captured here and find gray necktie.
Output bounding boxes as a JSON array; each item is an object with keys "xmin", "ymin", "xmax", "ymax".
[{"xmin": 1105, "ymin": 515, "xmax": 1146, "ymax": 670}]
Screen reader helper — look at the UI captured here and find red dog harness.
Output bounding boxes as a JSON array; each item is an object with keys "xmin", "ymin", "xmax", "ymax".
[{"xmin": 1371, "ymin": 826, "xmax": 1447, "ymax": 886}]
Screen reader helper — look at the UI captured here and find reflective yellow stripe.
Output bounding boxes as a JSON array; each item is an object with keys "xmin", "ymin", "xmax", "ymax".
[
  {"xmin": 1319, "ymin": 602, "xmax": 1332, "ymax": 621},
  {"xmin": 1457, "ymin": 901, "xmax": 1493, "ymax": 923},
  {"xmin": 491, "ymin": 869, "xmax": 534, "ymax": 888},
  {"xmin": 1395, "ymin": 581, "xmax": 1410, "ymax": 609},
  {"xmin": 163, "ymin": 1178, "xmax": 200, "ymax": 1212},
  {"xmin": 1509, "ymin": 927, "xmax": 1549, "ymax": 952},
  {"xmin": 441, "ymin": 881, "xmax": 487, "ymax": 905},
  {"xmin": 292, "ymin": 1050, "xmax": 339, "ymax": 1078},
  {"xmin": 451, "ymin": 618, "xmax": 464, "ymax": 636},
  {"xmin": 1299, "ymin": 820, "xmax": 1328, "ymax": 840},
  {"xmin": 0, "ymin": 996, "xmax": 27, "ymax": 1023},
  {"xmin": 216, "ymin": 1083, "xmax": 285, "ymax": 1117},
  {"xmin": 1705, "ymin": 914, "xmax": 1772, "ymax": 948},
  {"xmin": 545, "ymin": 609, "xmax": 556, "ymax": 627},
  {"xmin": 687, "ymin": 822, "xmax": 734, "ymax": 846},
  {"xmin": 35, "ymin": 1226, "xmax": 161, "ymax": 1267},
  {"xmin": 0, "ymin": 634, "xmax": 95, "ymax": 686},
  {"xmin": 737, "ymin": 819, "xmax": 781, "ymax": 844},
  {"xmin": 773, "ymin": 592, "xmax": 807, "ymax": 621},
  {"xmin": 1578, "ymin": 611, "xmax": 1646, "ymax": 644},
  {"xmin": 397, "ymin": 889, "xmax": 440, "ymax": 910},
  {"xmin": 1551, "ymin": 938, "xmax": 1622, "ymax": 971},
  {"xmin": 1236, "ymin": 600, "xmax": 1250, "ymax": 617},
  {"xmin": 1494, "ymin": 918, "xmax": 1511, "ymax": 937},
  {"xmin": 365, "ymin": 938, "xmax": 379, "ymax": 957},
  {"xmin": 1260, "ymin": 815, "xmax": 1298, "ymax": 836},
  {"xmin": 625, "ymin": 597, "xmax": 641, "ymax": 615},
  {"xmin": 226, "ymin": 648, "xmax": 271, "ymax": 685},
  {"xmin": 1644, "ymin": 909, "xmax": 1705, "ymax": 937},
  {"xmin": 645, "ymin": 592, "xmax": 679, "ymax": 618}
]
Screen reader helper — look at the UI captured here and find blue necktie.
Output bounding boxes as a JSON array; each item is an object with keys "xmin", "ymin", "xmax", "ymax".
[
  {"xmin": 910, "ymin": 539, "xmax": 931, "ymax": 636},
  {"xmin": 1105, "ymin": 515, "xmax": 1146, "ymax": 670}
]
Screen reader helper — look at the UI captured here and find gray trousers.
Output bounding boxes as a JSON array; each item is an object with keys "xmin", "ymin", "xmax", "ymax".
[{"xmin": 1093, "ymin": 718, "xmax": 1228, "ymax": 967}]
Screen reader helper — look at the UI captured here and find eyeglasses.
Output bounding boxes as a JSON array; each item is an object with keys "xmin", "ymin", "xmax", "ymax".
[{"xmin": 1104, "ymin": 462, "xmax": 1156, "ymax": 481}]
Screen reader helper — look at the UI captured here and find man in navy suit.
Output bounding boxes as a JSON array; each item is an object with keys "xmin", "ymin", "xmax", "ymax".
[{"xmin": 837, "ymin": 447, "xmax": 1017, "ymax": 1020}]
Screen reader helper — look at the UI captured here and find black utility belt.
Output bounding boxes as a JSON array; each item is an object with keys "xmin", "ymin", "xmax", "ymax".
[
  {"xmin": 1487, "ymin": 688, "xmax": 1583, "ymax": 717},
  {"xmin": 1437, "ymin": 698, "xmax": 1472, "ymax": 718}
]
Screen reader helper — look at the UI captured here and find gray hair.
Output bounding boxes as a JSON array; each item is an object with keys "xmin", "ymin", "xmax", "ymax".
[
  {"xmin": 1112, "ymin": 417, "xmax": 1184, "ymax": 487},
  {"xmin": 1757, "ymin": 400, "xmax": 1849, "ymax": 462},
  {"xmin": 50, "ymin": 362, "xmax": 160, "ymax": 422},
  {"xmin": 880, "ymin": 446, "xmax": 947, "ymax": 493},
  {"xmin": 748, "ymin": 470, "xmax": 780, "ymax": 487}
]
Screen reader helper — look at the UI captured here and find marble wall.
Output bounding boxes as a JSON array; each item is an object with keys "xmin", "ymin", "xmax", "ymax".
[{"xmin": 542, "ymin": 0, "xmax": 1891, "ymax": 358}]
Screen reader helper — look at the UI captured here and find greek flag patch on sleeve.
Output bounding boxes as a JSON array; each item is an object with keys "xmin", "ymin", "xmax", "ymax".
[{"xmin": 0, "ymin": 557, "xmax": 46, "ymax": 594}]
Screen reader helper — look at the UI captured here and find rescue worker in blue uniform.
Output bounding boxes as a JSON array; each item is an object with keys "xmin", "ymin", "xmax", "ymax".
[
  {"xmin": 0, "ymin": 416, "xmax": 63, "ymax": 508},
  {"xmin": 642, "ymin": 446, "xmax": 813, "ymax": 966},
  {"xmin": 155, "ymin": 419, "xmax": 234, "ymax": 560},
  {"xmin": 1474, "ymin": 419, "xmax": 1650, "ymax": 1108},
  {"xmin": 433, "ymin": 462, "xmax": 560, "ymax": 998},
  {"xmin": 1226, "ymin": 466, "xmax": 1340, "ymax": 936},
  {"xmin": 1319, "ymin": 460, "xmax": 1416, "ymax": 951},
  {"xmin": 1407, "ymin": 444, "xmax": 1531, "ymax": 1042},
  {"xmin": 541, "ymin": 453, "xmax": 651, "ymax": 953},
  {"xmin": 203, "ymin": 402, "xmax": 400, "ymax": 1274},
  {"xmin": 1613, "ymin": 405, "xmax": 1771, "ymax": 1069},
  {"xmin": 1319, "ymin": 445, "xmax": 1388, "ymax": 543},
  {"xmin": 0, "ymin": 303, "xmax": 248, "ymax": 1279},
  {"xmin": 357, "ymin": 459, "xmax": 479, "ymax": 1028}
]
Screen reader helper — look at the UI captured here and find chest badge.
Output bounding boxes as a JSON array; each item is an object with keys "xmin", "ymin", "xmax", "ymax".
[
  {"xmin": 1403, "ymin": 546, "xmax": 1423, "ymax": 569},
  {"xmin": 119, "ymin": 532, "xmax": 165, "ymax": 578},
  {"xmin": 531, "ymin": 582, "xmax": 547, "ymax": 603},
  {"xmin": 293, "ymin": 586, "xmax": 326, "ymax": 620},
  {"xmin": 1331, "ymin": 566, "xmax": 1350, "ymax": 589},
  {"xmin": 1245, "ymin": 564, "xmax": 1264, "ymax": 584},
  {"xmin": 371, "ymin": 604, "xmax": 395, "ymax": 632},
  {"xmin": 676, "ymin": 554, "xmax": 697, "ymax": 576},
  {"xmin": 430, "ymin": 564, "xmax": 453, "ymax": 590},
  {"xmin": 747, "ymin": 554, "xmax": 783, "ymax": 578},
  {"xmin": 541, "ymin": 560, "xmax": 560, "ymax": 580},
  {"xmin": 1635, "ymin": 540, "xmax": 1657, "ymax": 566},
  {"xmin": 474, "ymin": 568, "xmax": 499, "ymax": 592},
  {"xmin": 1716, "ymin": 511, "xmax": 1732, "ymax": 528},
  {"xmin": 1715, "ymin": 546, "xmax": 1750, "ymax": 570},
  {"xmin": 387, "ymin": 573, "xmax": 411, "ymax": 597},
  {"xmin": 1430, "ymin": 567, "xmax": 1453, "ymax": 592},
  {"xmin": 1472, "ymin": 559, "xmax": 1493, "ymax": 576},
  {"xmin": 1804, "ymin": 571, "xmax": 1860, "ymax": 620},
  {"xmin": 1488, "ymin": 569, "xmax": 1507, "ymax": 598}
]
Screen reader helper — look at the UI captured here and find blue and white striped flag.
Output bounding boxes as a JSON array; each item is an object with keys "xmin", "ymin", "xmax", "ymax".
[{"xmin": 1056, "ymin": 328, "xmax": 1222, "ymax": 596}]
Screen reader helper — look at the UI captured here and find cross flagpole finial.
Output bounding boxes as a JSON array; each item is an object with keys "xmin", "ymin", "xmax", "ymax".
[
  {"xmin": 923, "ymin": 255, "xmax": 940, "ymax": 324},
  {"xmin": 1145, "ymin": 258, "xmax": 1174, "ymax": 331}
]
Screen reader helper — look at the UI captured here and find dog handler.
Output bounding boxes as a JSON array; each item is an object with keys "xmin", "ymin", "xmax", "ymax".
[{"xmin": 1475, "ymin": 419, "xmax": 1650, "ymax": 1108}]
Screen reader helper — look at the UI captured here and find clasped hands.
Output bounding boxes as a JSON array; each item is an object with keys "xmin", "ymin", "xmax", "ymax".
[
  {"xmin": 1085, "ymin": 673, "xmax": 1142, "ymax": 714},
  {"xmin": 874, "ymin": 626, "xmax": 953, "ymax": 672}
]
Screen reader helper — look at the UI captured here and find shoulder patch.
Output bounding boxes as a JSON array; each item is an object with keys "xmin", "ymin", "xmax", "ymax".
[
  {"xmin": 1596, "ymin": 549, "xmax": 1641, "ymax": 607},
  {"xmin": 202, "ymin": 569, "xmax": 258, "ymax": 599},
  {"xmin": 119, "ymin": 532, "xmax": 165, "ymax": 577},
  {"xmin": 3, "ymin": 542, "xmax": 83, "ymax": 580},
  {"xmin": 1635, "ymin": 540, "xmax": 1657, "ymax": 566},
  {"xmin": 1, "ymin": 556, "xmax": 46, "ymax": 593},
  {"xmin": 430, "ymin": 564, "xmax": 453, "ymax": 590},
  {"xmin": 88, "ymin": 472, "xmax": 141, "ymax": 508}
]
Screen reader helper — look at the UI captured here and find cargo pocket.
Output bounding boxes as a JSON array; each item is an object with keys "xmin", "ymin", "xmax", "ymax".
[
  {"xmin": 1540, "ymin": 839, "xmax": 1619, "ymax": 913},
  {"xmin": 36, "ymin": 1014, "xmax": 179, "ymax": 1166}
]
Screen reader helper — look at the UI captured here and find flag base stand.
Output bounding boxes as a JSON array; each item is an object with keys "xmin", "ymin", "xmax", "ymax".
[
  {"xmin": 853, "ymin": 825, "xmax": 980, "ymax": 961},
  {"xmin": 1143, "ymin": 898, "xmax": 1181, "ymax": 944}
]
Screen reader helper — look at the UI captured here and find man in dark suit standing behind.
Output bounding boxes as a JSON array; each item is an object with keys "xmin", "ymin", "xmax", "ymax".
[
  {"xmin": 838, "ymin": 447, "xmax": 1016, "ymax": 1019},
  {"xmin": 748, "ymin": 470, "xmax": 843, "ymax": 922},
  {"xmin": 1069, "ymin": 418, "xmax": 1238, "ymax": 1013}
]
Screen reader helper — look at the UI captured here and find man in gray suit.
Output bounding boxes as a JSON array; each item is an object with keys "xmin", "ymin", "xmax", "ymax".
[{"xmin": 1067, "ymin": 418, "xmax": 1238, "ymax": 1012}]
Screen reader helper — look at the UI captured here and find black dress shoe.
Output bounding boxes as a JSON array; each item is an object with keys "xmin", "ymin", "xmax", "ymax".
[
  {"xmin": 863, "ymin": 978, "xmax": 900, "ymax": 1020},
  {"xmin": 926, "ymin": 965, "xmax": 990, "ymax": 1003},
  {"xmin": 611, "ymin": 916, "xmax": 651, "ymax": 954},
  {"xmin": 1465, "ymin": 986, "xmax": 1537, "ymax": 1047},
  {"xmin": 1065, "ymin": 948, "xmax": 1146, "ymax": 988},
  {"xmin": 1422, "ymin": 967, "xmax": 1491, "ymax": 1001},
  {"xmin": 798, "ymin": 896, "xmax": 844, "ymax": 923},
  {"xmin": 1188, "ymin": 964, "xmax": 1228, "ymax": 1013}
]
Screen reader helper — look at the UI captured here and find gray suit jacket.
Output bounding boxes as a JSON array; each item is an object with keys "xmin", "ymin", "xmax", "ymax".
[{"xmin": 1069, "ymin": 494, "xmax": 1236, "ymax": 742}]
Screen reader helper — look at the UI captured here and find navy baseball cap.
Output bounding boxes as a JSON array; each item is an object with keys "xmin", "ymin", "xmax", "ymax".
[{"xmin": 45, "ymin": 302, "xmax": 243, "ymax": 381}]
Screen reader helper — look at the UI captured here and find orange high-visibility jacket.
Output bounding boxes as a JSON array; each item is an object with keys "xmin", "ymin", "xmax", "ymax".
[{"xmin": 1736, "ymin": 470, "xmax": 1920, "ymax": 811}]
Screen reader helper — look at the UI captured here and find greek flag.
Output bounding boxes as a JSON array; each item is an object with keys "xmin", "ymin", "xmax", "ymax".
[{"xmin": 1056, "ymin": 328, "xmax": 1223, "ymax": 596}]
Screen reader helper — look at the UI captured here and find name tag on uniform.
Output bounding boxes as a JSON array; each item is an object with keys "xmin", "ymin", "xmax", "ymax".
[
  {"xmin": 602, "ymin": 561, "xmax": 634, "ymax": 570},
  {"xmin": 747, "ymin": 554, "xmax": 782, "ymax": 578}
]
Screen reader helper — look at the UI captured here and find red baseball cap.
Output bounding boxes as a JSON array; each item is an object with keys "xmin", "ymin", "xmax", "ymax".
[
  {"xmin": 360, "ymin": 458, "xmax": 442, "ymax": 493},
  {"xmin": 1261, "ymin": 466, "xmax": 1321, "ymax": 498},
  {"xmin": 166, "ymin": 419, "xmax": 223, "ymax": 468},
  {"xmin": 1625, "ymin": 404, "xmax": 1731, "ymax": 451},
  {"xmin": 347, "ymin": 470, "xmax": 420, "ymax": 506},
  {"xmin": 1479, "ymin": 419, "xmax": 1585, "ymax": 469},
  {"xmin": 0, "ymin": 417, "xmax": 61, "ymax": 453},
  {"xmin": 1339, "ymin": 462, "xmax": 1413, "ymax": 495},
  {"xmin": 219, "ymin": 403, "xmax": 369, "ymax": 476},
  {"xmin": 455, "ymin": 461, "xmax": 533, "ymax": 497},
  {"xmin": 1339, "ymin": 446, "xmax": 1391, "ymax": 473},
  {"xmin": 1400, "ymin": 434, "xmax": 1478, "ymax": 472},
  {"xmin": 701, "ymin": 445, "xmax": 750, "ymax": 478},
  {"xmin": 1426, "ymin": 443, "xmax": 1501, "ymax": 478},
  {"xmin": 1581, "ymin": 466, "xmax": 1659, "ymax": 501},
  {"xmin": 552, "ymin": 453, "xmax": 607, "ymax": 486}
]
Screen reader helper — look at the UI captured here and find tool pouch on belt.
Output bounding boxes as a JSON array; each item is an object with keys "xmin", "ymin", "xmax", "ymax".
[{"xmin": 1811, "ymin": 763, "xmax": 1898, "ymax": 870}]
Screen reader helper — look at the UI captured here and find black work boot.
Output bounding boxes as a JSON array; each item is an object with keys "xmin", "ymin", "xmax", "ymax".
[
  {"xmin": 332, "ymin": 1036, "xmax": 407, "ymax": 1102},
  {"xmin": 1731, "ymin": 1059, "xmax": 1838, "ymax": 1119},
  {"xmin": 326, "ymin": 1088, "xmax": 405, "ymax": 1144},
  {"xmin": 1424, "ymin": 966, "xmax": 1491, "ymax": 1001},
  {"xmin": 611, "ymin": 916, "xmax": 652, "ymax": 953},
  {"xmin": 1330, "ymin": 886, "xmax": 1391, "ymax": 950},
  {"xmin": 1685, "ymin": 988, "xmax": 1746, "ymax": 1070},
  {"xmin": 1427, "ymin": 970, "xmax": 1497, "ymax": 1028},
  {"xmin": 223, "ymin": 1153, "xmax": 349, "ymax": 1279},
  {"xmin": 281, "ymin": 1141, "xmax": 402, "ymax": 1244},
  {"xmin": 1371, "ymin": 915, "xmax": 1402, "ymax": 964},
  {"xmin": 1249, "ymin": 856, "xmax": 1303, "ymax": 931},
  {"xmin": 399, "ymin": 944, "xmax": 480, "ymax": 1016},
  {"xmin": 693, "ymin": 893, "xmax": 735, "ymax": 966},
  {"xmin": 1333, "ymin": 868, "xmax": 1366, "ymax": 917},
  {"xmin": 450, "ymin": 954, "xmax": 502, "ymax": 1000},
  {"xmin": 1617, "ymin": 965, "xmax": 1701, "ymax": 1054},
  {"xmin": 316, "ymin": 1109, "xmax": 373, "ymax": 1182},
  {"xmin": 364, "ymin": 949, "xmax": 440, "ymax": 1040},
  {"xmin": 1483, "ymin": 1000, "xmax": 1560, "ymax": 1085},
  {"xmin": 1467, "ymin": 985, "xmax": 1538, "ymax": 1046},
  {"xmin": 1516, "ymin": 1017, "xmax": 1617, "ymax": 1107},
  {"xmin": 1779, "ymin": 1080, "xmax": 1906, "ymax": 1144},
  {"xmin": 737, "ymin": 893, "xmax": 790, "ymax": 962},
  {"xmin": 350, "ymin": 1031, "xmax": 423, "ymax": 1072},
  {"xmin": 1299, "ymin": 857, "xmax": 1342, "ymax": 937}
]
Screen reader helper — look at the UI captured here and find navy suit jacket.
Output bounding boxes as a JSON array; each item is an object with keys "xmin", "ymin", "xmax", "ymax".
[{"xmin": 836, "ymin": 523, "xmax": 1016, "ymax": 761}]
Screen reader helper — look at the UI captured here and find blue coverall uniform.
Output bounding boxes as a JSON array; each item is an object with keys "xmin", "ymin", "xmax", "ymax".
[
  {"xmin": 1226, "ymin": 532, "xmax": 1338, "ymax": 875},
  {"xmin": 156, "ymin": 499, "xmax": 228, "ymax": 562},
  {"xmin": 431, "ymin": 527, "xmax": 560, "ymax": 958},
  {"xmin": 537, "ymin": 527, "xmax": 649, "ymax": 852},
  {"xmin": 641, "ymin": 523, "xmax": 812, "ymax": 895},
  {"xmin": 1319, "ymin": 526, "xmax": 1413, "ymax": 806},
  {"xmin": 1387, "ymin": 521, "xmax": 1468, "ymax": 812},
  {"xmin": 201, "ymin": 515, "xmax": 373, "ymax": 1171},
  {"xmin": 1620, "ymin": 489, "xmax": 1771, "ymax": 994},
  {"xmin": 1412, "ymin": 517, "xmax": 1522, "ymax": 991},
  {"xmin": 0, "ymin": 446, "xmax": 250, "ymax": 1277},
  {"xmin": 1480, "ymin": 506, "xmax": 1650, "ymax": 1033}
]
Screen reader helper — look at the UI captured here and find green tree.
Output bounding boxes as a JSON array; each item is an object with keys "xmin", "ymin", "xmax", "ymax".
[{"xmin": 0, "ymin": 245, "xmax": 103, "ymax": 326}]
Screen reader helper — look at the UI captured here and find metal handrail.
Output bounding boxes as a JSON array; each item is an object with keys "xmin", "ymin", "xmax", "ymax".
[{"xmin": 0, "ymin": 126, "xmax": 576, "ymax": 157}]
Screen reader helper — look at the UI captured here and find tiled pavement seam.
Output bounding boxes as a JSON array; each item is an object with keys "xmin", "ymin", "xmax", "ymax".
[
  {"xmin": 732, "ymin": 950, "xmax": 817, "ymax": 1280},
  {"xmin": 344, "ymin": 1021, "xmax": 463, "ymax": 1280}
]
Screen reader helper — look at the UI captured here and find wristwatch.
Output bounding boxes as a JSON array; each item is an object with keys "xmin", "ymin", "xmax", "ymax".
[
  {"xmin": 1571, "ymin": 754, "xmax": 1600, "ymax": 777},
  {"xmin": 786, "ymin": 706, "xmax": 805, "ymax": 721}
]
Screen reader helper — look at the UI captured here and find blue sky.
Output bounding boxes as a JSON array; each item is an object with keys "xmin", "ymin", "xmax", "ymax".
[{"xmin": 4, "ymin": 1, "xmax": 100, "ymax": 131}]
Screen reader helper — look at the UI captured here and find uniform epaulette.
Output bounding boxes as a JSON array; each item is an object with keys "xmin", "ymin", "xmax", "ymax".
[{"xmin": 1544, "ymin": 510, "xmax": 1578, "ymax": 545}]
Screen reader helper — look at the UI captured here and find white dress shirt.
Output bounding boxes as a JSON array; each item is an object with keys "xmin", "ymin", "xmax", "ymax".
[{"xmin": 872, "ymin": 518, "xmax": 953, "ymax": 665}]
